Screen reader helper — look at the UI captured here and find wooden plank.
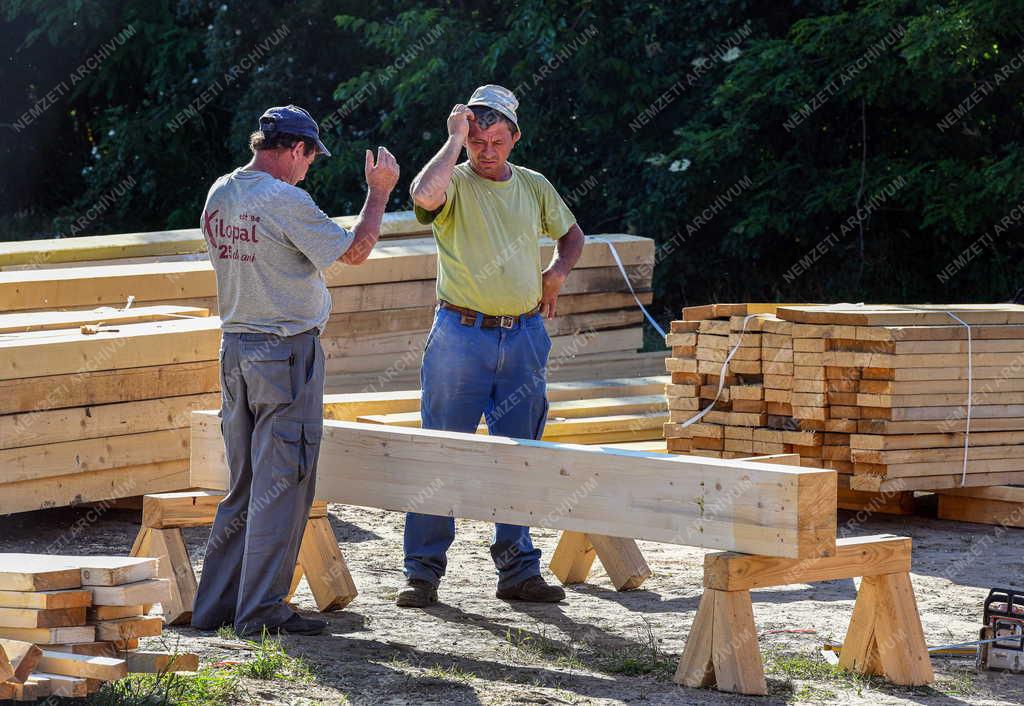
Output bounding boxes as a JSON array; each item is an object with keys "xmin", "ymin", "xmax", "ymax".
[
  {"xmin": 779, "ymin": 304, "xmax": 1024, "ymax": 327},
  {"xmin": 38, "ymin": 650, "xmax": 127, "ymax": 681},
  {"xmin": 711, "ymin": 589, "xmax": 766, "ymax": 695},
  {"xmin": 1, "ymin": 393, "xmax": 219, "ymax": 449},
  {"xmin": 296, "ymin": 517, "xmax": 358, "ymax": 612},
  {"xmin": 549, "ymin": 532, "xmax": 598, "ymax": 585},
  {"xmin": 851, "ymin": 471, "xmax": 1024, "ymax": 492},
  {"xmin": 142, "ymin": 490, "xmax": 227, "ymax": 529},
  {"xmin": 0, "ymin": 558, "xmax": 81, "ymax": 592},
  {"xmin": 86, "ymin": 605, "xmax": 143, "ymax": 621},
  {"xmin": 0, "ymin": 360, "xmax": 220, "ymax": 416},
  {"xmin": 0, "ymin": 643, "xmax": 12, "ymax": 683},
  {"xmin": 0, "ymin": 626, "xmax": 94, "ymax": 644},
  {"xmin": 30, "ymin": 672, "xmax": 88, "ymax": 697},
  {"xmin": 90, "ymin": 579, "xmax": 169, "ymax": 606},
  {"xmin": 92, "ymin": 615, "xmax": 163, "ymax": 641},
  {"xmin": 0, "ymin": 460, "xmax": 190, "ymax": 516},
  {"xmin": 0, "ymin": 429, "xmax": 189, "ymax": 484},
  {"xmin": 935, "ymin": 486, "xmax": 1024, "ymax": 527},
  {"xmin": 674, "ymin": 590, "xmax": 716, "ymax": 687},
  {"xmin": 0, "ymin": 211, "xmax": 428, "ymax": 267},
  {"xmin": 588, "ymin": 535, "xmax": 652, "ymax": 590},
  {"xmin": 135, "ymin": 528, "xmax": 196, "ymax": 625},
  {"xmin": 191, "ymin": 411, "xmax": 837, "ymax": 559},
  {"xmin": 0, "ymin": 589, "xmax": 91, "ymax": 610},
  {"xmin": 0, "ymin": 640, "xmax": 42, "ymax": 682},
  {"xmin": 0, "ymin": 607, "xmax": 85, "ymax": 629},
  {"xmin": 703, "ymin": 535, "xmax": 910, "ymax": 590},
  {"xmin": 0, "ymin": 317, "xmax": 220, "ymax": 381},
  {"xmin": 0, "ymin": 305, "xmax": 210, "ymax": 334}
]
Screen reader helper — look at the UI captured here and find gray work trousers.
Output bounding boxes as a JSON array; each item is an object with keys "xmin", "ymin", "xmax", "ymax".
[{"xmin": 191, "ymin": 329, "xmax": 324, "ymax": 634}]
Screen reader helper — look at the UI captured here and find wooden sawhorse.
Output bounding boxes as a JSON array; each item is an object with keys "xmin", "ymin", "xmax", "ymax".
[
  {"xmin": 676, "ymin": 534, "xmax": 933, "ymax": 695},
  {"xmin": 130, "ymin": 491, "xmax": 357, "ymax": 625}
]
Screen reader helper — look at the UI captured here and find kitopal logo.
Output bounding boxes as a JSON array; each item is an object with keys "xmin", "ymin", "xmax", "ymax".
[{"xmin": 202, "ymin": 208, "xmax": 260, "ymax": 262}]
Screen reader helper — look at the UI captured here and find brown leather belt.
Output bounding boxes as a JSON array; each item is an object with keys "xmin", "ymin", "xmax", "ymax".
[{"xmin": 440, "ymin": 300, "xmax": 541, "ymax": 329}]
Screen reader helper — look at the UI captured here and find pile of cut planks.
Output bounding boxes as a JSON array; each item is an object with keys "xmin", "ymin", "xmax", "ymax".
[
  {"xmin": 0, "ymin": 307, "xmax": 221, "ymax": 515},
  {"xmin": 0, "ymin": 554, "xmax": 196, "ymax": 700},
  {"xmin": 1, "ymin": 228, "xmax": 660, "ymax": 513},
  {"xmin": 0, "ymin": 231, "xmax": 661, "ymax": 392},
  {"xmin": 663, "ymin": 303, "xmax": 1024, "ymax": 505}
]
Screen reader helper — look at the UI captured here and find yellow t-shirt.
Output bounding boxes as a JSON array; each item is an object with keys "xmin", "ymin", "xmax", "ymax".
[{"xmin": 414, "ymin": 162, "xmax": 577, "ymax": 316}]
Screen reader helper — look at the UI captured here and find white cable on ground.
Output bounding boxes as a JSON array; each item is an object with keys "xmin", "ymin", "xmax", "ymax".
[{"xmin": 595, "ymin": 237, "xmax": 666, "ymax": 339}]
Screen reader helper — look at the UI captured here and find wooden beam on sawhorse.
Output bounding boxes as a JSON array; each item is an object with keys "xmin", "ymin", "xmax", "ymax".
[
  {"xmin": 130, "ymin": 491, "xmax": 356, "ymax": 625},
  {"xmin": 549, "ymin": 531, "xmax": 652, "ymax": 591},
  {"xmin": 676, "ymin": 534, "xmax": 933, "ymax": 695},
  {"xmin": 546, "ymin": 454, "xmax": 799, "ymax": 592}
]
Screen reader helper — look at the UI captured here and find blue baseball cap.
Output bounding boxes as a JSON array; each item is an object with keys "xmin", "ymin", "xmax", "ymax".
[{"xmin": 258, "ymin": 105, "xmax": 331, "ymax": 156}]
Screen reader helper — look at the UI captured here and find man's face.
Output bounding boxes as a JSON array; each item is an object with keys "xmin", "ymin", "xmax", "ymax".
[
  {"xmin": 465, "ymin": 119, "xmax": 519, "ymax": 179},
  {"xmin": 286, "ymin": 142, "xmax": 317, "ymax": 185}
]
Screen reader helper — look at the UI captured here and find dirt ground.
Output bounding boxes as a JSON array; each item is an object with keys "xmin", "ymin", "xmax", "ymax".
[{"xmin": 2, "ymin": 498, "xmax": 1023, "ymax": 706}]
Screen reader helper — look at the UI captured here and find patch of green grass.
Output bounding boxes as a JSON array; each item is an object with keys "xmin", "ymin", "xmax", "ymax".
[
  {"xmin": 768, "ymin": 651, "xmax": 843, "ymax": 681},
  {"xmin": 425, "ymin": 662, "xmax": 476, "ymax": 683},
  {"xmin": 88, "ymin": 667, "xmax": 239, "ymax": 706},
  {"xmin": 232, "ymin": 629, "xmax": 313, "ymax": 682},
  {"xmin": 502, "ymin": 627, "xmax": 585, "ymax": 670},
  {"xmin": 764, "ymin": 648, "xmax": 890, "ymax": 702},
  {"xmin": 215, "ymin": 625, "xmax": 239, "ymax": 640},
  {"xmin": 595, "ymin": 619, "xmax": 675, "ymax": 680},
  {"xmin": 935, "ymin": 667, "xmax": 978, "ymax": 697}
]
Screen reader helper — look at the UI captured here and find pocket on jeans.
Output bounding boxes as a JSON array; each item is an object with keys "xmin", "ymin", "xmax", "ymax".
[
  {"xmin": 242, "ymin": 344, "xmax": 294, "ymax": 404},
  {"xmin": 301, "ymin": 422, "xmax": 323, "ymax": 481}
]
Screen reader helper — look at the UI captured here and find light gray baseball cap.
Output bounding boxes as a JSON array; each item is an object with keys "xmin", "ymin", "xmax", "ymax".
[{"xmin": 467, "ymin": 84, "xmax": 519, "ymax": 130}]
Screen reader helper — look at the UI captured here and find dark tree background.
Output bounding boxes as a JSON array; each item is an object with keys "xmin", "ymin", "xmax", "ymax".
[{"xmin": 3, "ymin": 0, "xmax": 1023, "ymax": 327}]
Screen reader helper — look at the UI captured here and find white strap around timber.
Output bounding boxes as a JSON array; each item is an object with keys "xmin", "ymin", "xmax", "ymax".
[
  {"xmin": 594, "ymin": 237, "xmax": 666, "ymax": 339},
  {"xmin": 675, "ymin": 313, "xmax": 758, "ymax": 428}
]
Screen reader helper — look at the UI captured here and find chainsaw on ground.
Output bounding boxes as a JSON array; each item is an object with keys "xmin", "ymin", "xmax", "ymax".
[{"xmin": 977, "ymin": 587, "xmax": 1024, "ymax": 672}]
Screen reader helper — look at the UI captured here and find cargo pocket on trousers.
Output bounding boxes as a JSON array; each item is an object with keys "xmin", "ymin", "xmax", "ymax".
[
  {"xmin": 271, "ymin": 418, "xmax": 322, "ymax": 486},
  {"xmin": 242, "ymin": 345, "xmax": 295, "ymax": 404},
  {"xmin": 300, "ymin": 423, "xmax": 323, "ymax": 482}
]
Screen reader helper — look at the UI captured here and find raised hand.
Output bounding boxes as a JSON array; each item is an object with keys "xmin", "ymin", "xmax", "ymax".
[
  {"xmin": 365, "ymin": 146, "xmax": 400, "ymax": 194},
  {"xmin": 447, "ymin": 104, "xmax": 475, "ymax": 142}
]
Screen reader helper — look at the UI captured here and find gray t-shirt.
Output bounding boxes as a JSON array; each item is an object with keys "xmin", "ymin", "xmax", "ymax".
[{"xmin": 201, "ymin": 168, "xmax": 354, "ymax": 337}]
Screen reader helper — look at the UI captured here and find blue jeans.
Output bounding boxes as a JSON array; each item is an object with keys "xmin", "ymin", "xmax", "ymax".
[{"xmin": 404, "ymin": 306, "xmax": 551, "ymax": 591}]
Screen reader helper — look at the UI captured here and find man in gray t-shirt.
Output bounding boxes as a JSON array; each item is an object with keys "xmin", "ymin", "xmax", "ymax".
[{"xmin": 192, "ymin": 105, "xmax": 399, "ymax": 637}]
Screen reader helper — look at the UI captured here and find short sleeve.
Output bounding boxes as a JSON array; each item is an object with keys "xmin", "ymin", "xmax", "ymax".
[
  {"xmin": 414, "ymin": 175, "xmax": 458, "ymax": 225},
  {"xmin": 538, "ymin": 176, "xmax": 577, "ymax": 239},
  {"xmin": 282, "ymin": 190, "xmax": 355, "ymax": 270}
]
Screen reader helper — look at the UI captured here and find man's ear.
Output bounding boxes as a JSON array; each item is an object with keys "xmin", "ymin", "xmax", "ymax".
[{"xmin": 511, "ymin": 130, "xmax": 522, "ymax": 148}]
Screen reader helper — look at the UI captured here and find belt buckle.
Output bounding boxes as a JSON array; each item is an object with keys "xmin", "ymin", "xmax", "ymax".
[{"xmin": 499, "ymin": 315, "xmax": 515, "ymax": 329}]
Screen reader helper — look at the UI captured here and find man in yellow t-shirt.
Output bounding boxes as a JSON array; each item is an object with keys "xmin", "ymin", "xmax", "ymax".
[{"xmin": 399, "ymin": 84, "xmax": 585, "ymax": 608}]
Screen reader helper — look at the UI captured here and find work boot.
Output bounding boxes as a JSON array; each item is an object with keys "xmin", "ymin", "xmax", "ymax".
[
  {"xmin": 496, "ymin": 575, "xmax": 566, "ymax": 602},
  {"xmin": 396, "ymin": 579, "xmax": 438, "ymax": 608},
  {"xmin": 238, "ymin": 613, "xmax": 327, "ymax": 637}
]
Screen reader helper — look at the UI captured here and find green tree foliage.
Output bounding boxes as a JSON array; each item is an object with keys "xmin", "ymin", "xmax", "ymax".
[{"xmin": 2, "ymin": 0, "xmax": 1022, "ymax": 314}]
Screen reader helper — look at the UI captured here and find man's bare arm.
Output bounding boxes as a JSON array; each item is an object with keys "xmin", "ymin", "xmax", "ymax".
[
  {"xmin": 341, "ymin": 147, "xmax": 400, "ymax": 266},
  {"xmin": 540, "ymin": 224, "xmax": 585, "ymax": 318},
  {"xmin": 409, "ymin": 104, "xmax": 473, "ymax": 212}
]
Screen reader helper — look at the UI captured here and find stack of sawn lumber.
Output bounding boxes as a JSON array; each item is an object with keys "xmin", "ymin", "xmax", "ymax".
[
  {"xmin": 662, "ymin": 303, "xmax": 1024, "ymax": 504},
  {"xmin": 1, "ymin": 233, "xmax": 660, "ymax": 515},
  {"xmin": 0, "ymin": 232, "xmax": 662, "ymax": 393},
  {"xmin": 0, "ymin": 554, "xmax": 196, "ymax": 701},
  {"xmin": 0, "ymin": 306, "xmax": 221, "ymax": 516}
]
